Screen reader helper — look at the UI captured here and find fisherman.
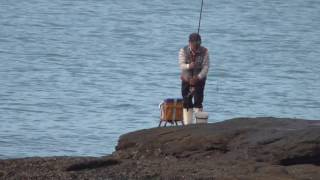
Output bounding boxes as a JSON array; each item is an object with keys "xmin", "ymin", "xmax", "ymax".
[{"xmin": 179, "ymin": 33, "xmax": 209, "ymax": 125}]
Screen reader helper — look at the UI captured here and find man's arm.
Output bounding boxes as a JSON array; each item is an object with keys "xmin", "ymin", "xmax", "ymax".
[
  {"xmin": 179, "ymin": 48, "xmax": 189, "ymax": 70},
  {"xmin": 197, "ymin": 49, "xmax": 209, "ymax": 80}
]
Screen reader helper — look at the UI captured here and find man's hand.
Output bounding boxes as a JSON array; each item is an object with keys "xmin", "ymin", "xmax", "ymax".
[
  {"xmin": 189, "ymin": 77, "xmax": 200, "ymax": 86},
  {"xmin": 180, "ymin": 75, "xmax": 189, "ymax": 82},
  {"xmin": 188, "ymin": 62, "xmax": 195, "ymax": 69}
]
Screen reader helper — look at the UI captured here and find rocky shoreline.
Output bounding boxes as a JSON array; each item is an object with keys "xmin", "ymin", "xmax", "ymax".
[{"xmin": 1, "ymin": 117, "xmax": 320, "ymax": 179}]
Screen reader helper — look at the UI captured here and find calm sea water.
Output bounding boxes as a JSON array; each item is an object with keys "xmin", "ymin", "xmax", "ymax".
[{"xmin": 0, "ymin": 0, "xmax": 319, "ymax": 159}]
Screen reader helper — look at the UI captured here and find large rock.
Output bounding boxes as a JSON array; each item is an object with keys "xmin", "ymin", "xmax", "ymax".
[{"xmin": 1, "ymin": 117, "xmax": 320, "ymax": 179}]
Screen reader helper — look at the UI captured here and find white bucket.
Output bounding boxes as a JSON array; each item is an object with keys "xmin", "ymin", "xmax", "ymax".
[{"xmin": 195, "ymin": 111, "xmax": 209, "ymax": 124}]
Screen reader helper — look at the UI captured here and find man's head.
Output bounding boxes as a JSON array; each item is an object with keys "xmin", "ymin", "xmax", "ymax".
[{"xmin": 189, "ymin": 33, "xmax": 201, "ymax": 51}]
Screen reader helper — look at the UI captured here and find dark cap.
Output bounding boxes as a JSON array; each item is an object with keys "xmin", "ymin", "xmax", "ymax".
[{"xmin": 189, "ymin": 33, "xmax": 202, "ymax": 44}]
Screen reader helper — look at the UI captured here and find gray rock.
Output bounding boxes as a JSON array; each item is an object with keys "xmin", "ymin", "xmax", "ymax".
[{"xmin": 1, "ymin": 117, "xmax": 319, "ymax": 179}]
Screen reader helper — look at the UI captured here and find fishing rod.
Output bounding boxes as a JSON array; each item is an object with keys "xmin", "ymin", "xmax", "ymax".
[
  {"xmin": 197, "ymin": 0, "xmax": 204, "ymax": 34},
  {"xmin": 188, "ymin": 0, "xmax": 205, "ymax": 98}
]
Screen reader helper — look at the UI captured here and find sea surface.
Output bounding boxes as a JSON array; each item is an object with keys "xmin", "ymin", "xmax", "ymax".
[{"xmin": 0, "ymin": 0, "xmax": 319, "ymax": 159}]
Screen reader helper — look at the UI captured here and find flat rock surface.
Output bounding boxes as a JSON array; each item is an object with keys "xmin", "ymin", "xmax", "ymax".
[{"xmin": 1, "ymin": 117, "xmax": 320, "ymax": 179}]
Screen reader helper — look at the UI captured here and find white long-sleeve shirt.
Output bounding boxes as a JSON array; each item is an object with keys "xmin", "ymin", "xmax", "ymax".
[{"xmin": 179, "ymin": 46, "xmax": 210, "ymax": 80}]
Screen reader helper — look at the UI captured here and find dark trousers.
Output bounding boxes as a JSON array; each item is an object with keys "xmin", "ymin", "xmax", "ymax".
[{"xmin": 181, "ymin": 78, "xmax": 206, "ymax": 109}]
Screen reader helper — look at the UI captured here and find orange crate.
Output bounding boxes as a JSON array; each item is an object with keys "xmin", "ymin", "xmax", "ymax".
[{"xmin": 159, "ymin": 99, "xmax": 184, "ymax": 126}]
